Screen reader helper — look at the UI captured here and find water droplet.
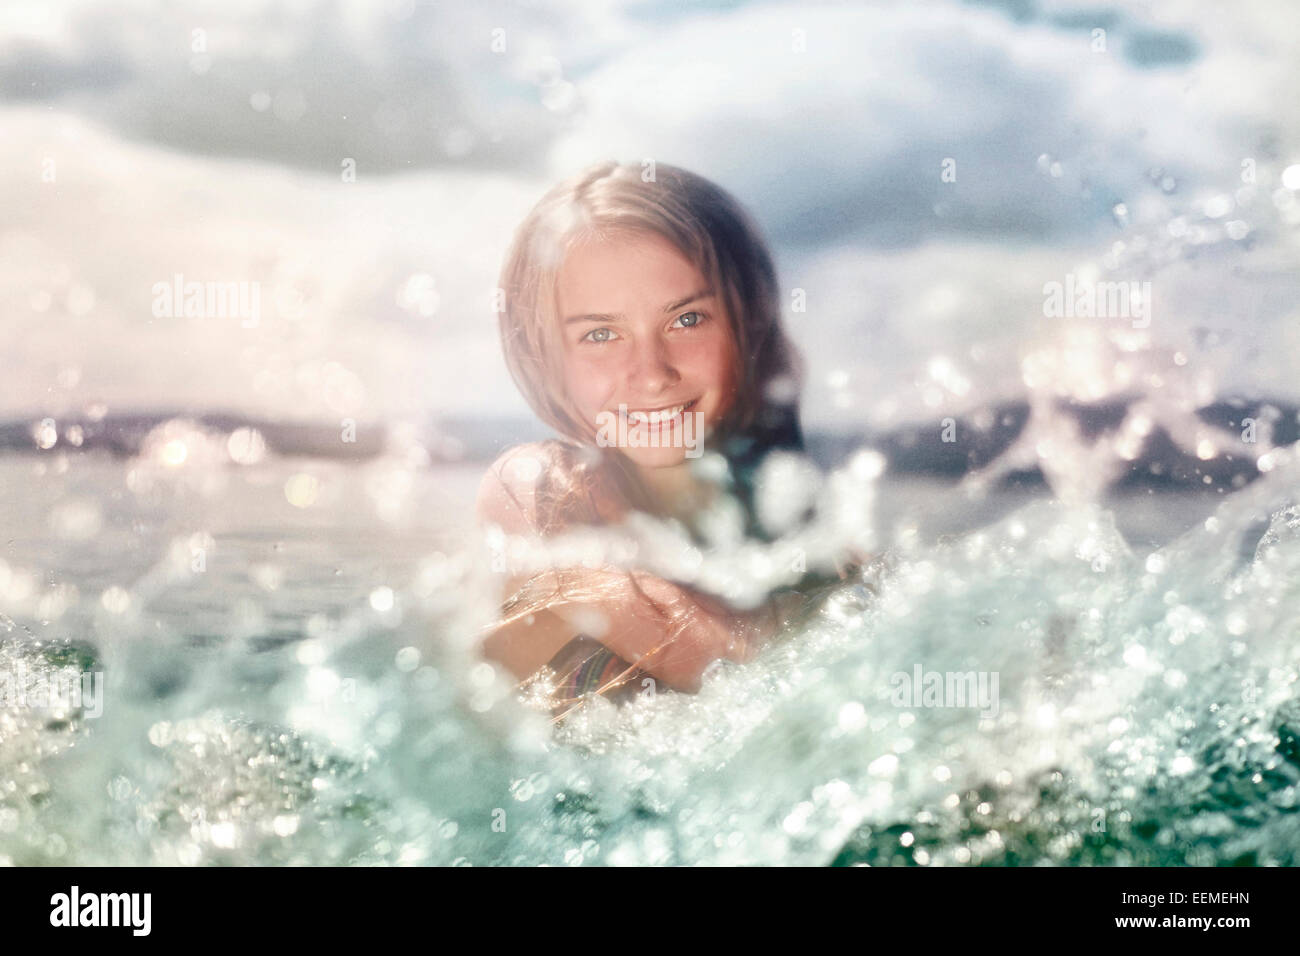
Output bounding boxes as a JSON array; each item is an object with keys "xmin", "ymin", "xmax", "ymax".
[
  {"xmin": 227, "ymin": 427, "xmax": 267, "ymax": 465},
  {"xmin": 395, "ymin": 647, "xmax": 420, "ymax": 672},
  {"xmin": 369, "ymin": 586, "xmax": 395, "ymax": 612},
  {"xmin": 1203, "ymin": 194, "xmax": 1233, "ymax": 218},
  {"xmin": 100, "ymin": 586, "xmax": 131, "ymax": 614},
  {"xmin": 284, "ymin": 473, "xmax": 319, "ymax": 508}
]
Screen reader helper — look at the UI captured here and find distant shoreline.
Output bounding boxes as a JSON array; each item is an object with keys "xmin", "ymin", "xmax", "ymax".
[{"xmin": 2, "ymin": 396, "xmax": 1296, "ymax": 491}]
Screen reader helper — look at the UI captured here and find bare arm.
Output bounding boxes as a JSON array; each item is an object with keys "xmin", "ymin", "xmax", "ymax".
[
  {"xmin": 475, "ymin": 447, "xmax": 792, "ymax": 692},
  {"xmin": 494, "ymin": 565, "xmax": 784, "ymax": 692}
]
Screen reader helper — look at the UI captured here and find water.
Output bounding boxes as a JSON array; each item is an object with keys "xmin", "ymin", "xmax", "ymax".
[
  {"xmin": 3, "ymin": 149, "xmax": 1299, "ymax": 866},
  {"xmin": 2, "ymin": 431, "xmax": 1298, "ymax": 865}
]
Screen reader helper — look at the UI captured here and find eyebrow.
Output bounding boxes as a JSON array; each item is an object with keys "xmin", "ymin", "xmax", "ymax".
[{"xmin": 562, "ymin": 288, "xmax": 714, "ymax": 325}]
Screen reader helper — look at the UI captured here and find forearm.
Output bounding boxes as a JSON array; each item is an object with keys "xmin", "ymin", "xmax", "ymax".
[{"xmin": 526, "ymin": 566, "xmax": 789, "ymax": 692}]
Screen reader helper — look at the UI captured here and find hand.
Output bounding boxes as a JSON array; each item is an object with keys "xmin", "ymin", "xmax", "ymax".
[
  {"xmin": 834, "ymin": 547, "xmax": 878, "ymax": 581},
  {"xmin": 726, "ymin": 589, "xmax": 807, "ymax": 661}
]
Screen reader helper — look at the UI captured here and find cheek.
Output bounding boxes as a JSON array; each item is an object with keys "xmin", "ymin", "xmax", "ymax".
[
  {"xmin": 691, "ymin": 336, "xmax": 741, "ymax": 398},
  {"xmin": 561, "ymin": 349, "xmax": 615, "ymax": 410}
]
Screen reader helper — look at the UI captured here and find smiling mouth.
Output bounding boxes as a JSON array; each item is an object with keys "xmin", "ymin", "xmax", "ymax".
[{"xmin": 620, "ymin": 398, "xmax": 699, "ymax": 426}]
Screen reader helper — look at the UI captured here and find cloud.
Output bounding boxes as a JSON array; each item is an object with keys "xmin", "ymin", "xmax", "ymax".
[
  {"xmin": 1, "ymin": 0, "xmax": 1296, "ymax": 429},
  {"xmin": 547, "ymin": 0, "xmax": 1291, "ymax": 251},
  {"xmin": 0, "ymin": 105, "xmax": 543, "ymax": 423},
  {"xmin": 0, "ymin": 0, "xmax": 629, "ymax": 173}
]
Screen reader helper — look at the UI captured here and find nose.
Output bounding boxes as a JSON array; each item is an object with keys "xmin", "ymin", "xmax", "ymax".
[{"xmin": 627, "ymin": 335, "xmax": 680, "ymax": 395}]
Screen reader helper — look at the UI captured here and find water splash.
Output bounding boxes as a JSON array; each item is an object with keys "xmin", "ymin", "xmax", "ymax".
[{"xmin": 3, "ymin": 159, "xmax": 1299, "ymax": 864}]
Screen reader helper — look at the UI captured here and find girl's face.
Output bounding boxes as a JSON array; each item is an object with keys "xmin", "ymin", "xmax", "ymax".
[{"xmin": 555, "ymin": 230, "xmax": 740, "ymax": 470}]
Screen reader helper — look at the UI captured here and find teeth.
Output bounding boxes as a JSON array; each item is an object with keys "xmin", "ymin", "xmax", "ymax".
[{"xmin": 627, "ymin": 402, "xmax": 688, "ymax": 425}]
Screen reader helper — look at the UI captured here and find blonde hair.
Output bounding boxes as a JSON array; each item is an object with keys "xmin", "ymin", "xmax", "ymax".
[{"xmin": 496, "ymin": 160, "xmax": 804, "ymax": 527}]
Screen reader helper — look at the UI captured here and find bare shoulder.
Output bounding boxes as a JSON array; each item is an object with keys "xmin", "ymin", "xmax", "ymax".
[{"xmin": 475, "ymin": 440, "xmax": 594, "ymax": 535}]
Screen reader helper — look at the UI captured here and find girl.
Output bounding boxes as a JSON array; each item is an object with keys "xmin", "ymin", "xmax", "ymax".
[{"xmin": 477, "ymin": 161, "xmax": 851, "ymax": 719}]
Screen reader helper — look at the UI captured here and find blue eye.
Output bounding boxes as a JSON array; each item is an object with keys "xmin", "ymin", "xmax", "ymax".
[
  {"xmin": 673, "ymin": 311, "xmax": 705, "ymax": 329},
  {"xmin": 583, "ymin": 327, "xmax": 616, "ymax": 344}
]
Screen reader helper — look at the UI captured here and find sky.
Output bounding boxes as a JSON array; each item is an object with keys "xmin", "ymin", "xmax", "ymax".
[{"xmin": 1, "ymin": 0, "xmax": 1298, "ymax": 432}]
